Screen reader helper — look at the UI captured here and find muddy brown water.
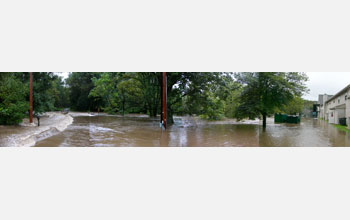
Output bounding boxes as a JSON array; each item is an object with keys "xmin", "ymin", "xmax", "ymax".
[{"xmin": 31, "ymin": 116, "xmax": 350, "ymax": 147}]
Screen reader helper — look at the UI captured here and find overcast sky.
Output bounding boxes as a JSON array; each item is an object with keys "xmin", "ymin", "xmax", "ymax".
[
  {"xmin": 304, "ymin": 72, "xmax": 350, "ymax": 101},
  {"xmin": 56, "ymin": 72, "xmax": 69, "ymax": 79},
  {"xmin": 56, "ymin": 72, "xmax": 350, "ymax": 101}
]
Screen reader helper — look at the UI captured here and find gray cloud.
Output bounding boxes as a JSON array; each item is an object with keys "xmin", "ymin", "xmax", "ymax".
[
  {"xmin": 304, "ymin": 72, "xmax": 350, "ymax": 101},
  {"xmin": 55, "ymin": 72, "xmax": 69, "ymax": 79}
]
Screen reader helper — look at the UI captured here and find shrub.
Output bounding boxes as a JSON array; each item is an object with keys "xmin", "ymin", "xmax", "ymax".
[{"xmin": 0, "ymin": 74, "xmax": 28, "ymax": 125}]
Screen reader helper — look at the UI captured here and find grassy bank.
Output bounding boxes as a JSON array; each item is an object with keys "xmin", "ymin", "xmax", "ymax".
[
  {"xmin": 332, "ymin": 124, "xmax": 350, "ymax": 132},
  {"xmin": 318, "ymin": 118, "xmax": 329, "ymax": 123}
]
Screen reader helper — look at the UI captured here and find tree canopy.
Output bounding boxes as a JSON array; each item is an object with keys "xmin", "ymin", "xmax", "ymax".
[
  {"xmin": 66, "ymin": 72, "xmax": 102, "ymax": 111},
  {"xmin": 0, "ymin": 73, "xmax": 28, "ymax": 125},
  {"xmin": 234, "ymin": 72, "xmax": 309, "ymax": 128},
  {"xmin": 0, "ymin": 72, "xmax": 69, "ymax": 125},
  {"xmin": 0, "ymin": 72, "xmax": 310, "ymax": 127}
]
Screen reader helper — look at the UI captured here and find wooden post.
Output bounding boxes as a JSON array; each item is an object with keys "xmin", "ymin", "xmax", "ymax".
[
  {"xmin": 161, "ymin": 72, "xmax": 167, "ymax": 129},
  {"xmin": 29, "ymin": 72, "xmax": 33, "ymax": 123},
  {"xmin": 160, "ymin": 73, "xmax": 163, "ymax": 125}
]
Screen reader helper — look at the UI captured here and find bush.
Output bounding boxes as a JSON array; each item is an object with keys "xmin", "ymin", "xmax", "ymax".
[
  {"xmin": 199, "ymin": 94, "xmax": 225, "ymax": 120},
  {"xmin": 0, "ymin": 74, "xmax": 28, "ymax": 125}
]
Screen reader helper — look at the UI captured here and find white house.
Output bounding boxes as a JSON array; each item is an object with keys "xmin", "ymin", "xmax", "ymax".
[
  {"xmin": 318, "ymin": 94, "xmax": 333, "ymax": 119},
  {"xmin": 324, "ymin": 84, "xmax": 350, "ymax": 127}
]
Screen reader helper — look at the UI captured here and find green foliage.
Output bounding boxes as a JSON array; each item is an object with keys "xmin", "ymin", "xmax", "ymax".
[
  {"xmin": 166, "ymin": 72, "xmax": 231, "ymax": 123},
  {"xmin": 66, "ymin": 72, "xmax": 102, "ymax": 111},
  {"xmin": 0, "ymin": 73, "xmax": 28, "ymax": 125},
  {"xmin": 1, "ymin": 72, "xmax": 71, "ymax": 125},
  {"xmin": 89, "ymin": 73, "xmax": 144, "ymax": 115},
  {"xmin": 199, "ymin": 92, "xmax": 225, "ymax": 120},
  {"xmin": 89, "ymin": 72, "xmax": 232, "ymax": 121},
  {"xmin": 1, "ymin": 72, "xmax": 312, "ymax": 127},
  {"xmin": 131, "ymin": 73, "xmax": 161, "ymax": 117},
  {"xmin": 117, "ymin": 77, "xmax": 143, "ymax": 115},
  {"xmin": 302, "ymin": 99, "xmax": 315, "ymax": 112},
  {"xmin": 31, "ymin": 72, "xmax": 57, "ymax": 112},
  {"xmin": 332, "ymin": 124, "xmax": 350, "ymax": 133},
  {"xmin": 223, "ymin": 87, "xmax": 242, "ymax": 118},
  {"xmin": 279, "ymin": 96, "xmax": 304, "ymax": 115},
  {"xmin": 88, "ymin": 72, "xmax": 233, "ymax": 122},
  {"xmin": 89, "ymin": 73, "xmax": 119, "ymax": 113},
  {"xmin": 15, "ymin": 72, "xmax": 65, "ymax": 113},
  {"xmin": 48, "ymin": 76, "xmax": 70, "ymax": 109},
  {"xmin": 234, "ymin": 72, "xmax": 309, "ymax": 127},
  {"xmin": 180, "ymin": 73, "xmax": 238, "ymax": 120}
]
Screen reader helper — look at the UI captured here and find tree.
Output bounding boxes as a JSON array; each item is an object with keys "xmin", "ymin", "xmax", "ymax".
[
  {"xmin": 1, "ymin": 72, "xmax": 248, "ymax": 126},
  {"xmin": 66, "ymin": 72, "xmax": 102, "ymax": 111},
  {"xmin": 89, "ymin": 73, "xmax": 120, "ymax": 113},
  {"xmin": 222, "ymin": 81, "xmax": 242, "ymax": 119},
  {"xmin": 302, "ymin": 99, "xmax": 316, "ymax": 118},
  {"xmin": 89, "ymin": 73, "xmax": 143, "ymax": 115},
  {"xmin": 165, "ymin": 72, "xmax": 229, "ymax": 123},
  {"xmin": 48, "ymin": 76, "xmax": 70, "ymax": 109},
  {"xmin": 15, "ymin": 72, "xmax": 61, "ymax": 113},
  {"xmin": 199, "ymin": 91, "xmax": 225, "ymax": 120},
  {"xmin": 181, "ymin": 73, "xmax": 239, "ymax": 120},
  {"xmin": 89, "ymin": 72, "xmax": 232, "ymax": 122},
  {"xmin": 131, "ymin": 73, "xmax": 161, "ymax": 117},
  {"xmin": 234, "ymin": 72, "xmax": 309, "ymax": 128},
  {"xmin": 280, "ymin": 96, "xmax": 304, "ymax": 115},
  {"xmin": 0, "ymin": 72, "xmax": 72, "ymax": 125},
  {"xmin": 0, "ymin": 73, "xmax": 28, "ymax": 125},
  {"xmin": 116, "ymin": 78, "xmax": 143, "ymax": 115}
]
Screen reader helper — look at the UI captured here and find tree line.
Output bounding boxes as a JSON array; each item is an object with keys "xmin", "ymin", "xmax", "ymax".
[{"xmin": 0, "ymin": 72, "xmax": 309, "ymax": 127}]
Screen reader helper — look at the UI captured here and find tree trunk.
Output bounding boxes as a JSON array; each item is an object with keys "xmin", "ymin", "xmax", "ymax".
[
  {"xmin": 168, "ymin": 107, "xmax": 174, "ymax": 125},
  {"xmin": 153, "ymin": 108, "xmax": 158, "ymax": 117},
  {"xmin": 147, "ymin": 102, "xmax": 153, "ymax": 117},
  {"xmin": 122, "ymin": 100, "xmax": 125, "ymax": 116},
  {"xmin": 168, "ymin": 111, "xmax": 174, "ymax": 124},
  {"xmin": 262, "ymin": 113, "xmax": 267, "ymax": 129},
  {"xmin": 149, "ymin": 104, "xmax": 157, "ymax": 117},
  {"xmin": 152, "ymin": 102, "xmax": 158, "ymax": 117}
]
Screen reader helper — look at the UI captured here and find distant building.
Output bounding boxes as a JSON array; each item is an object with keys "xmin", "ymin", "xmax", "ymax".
[
  {"xmin": 313, "ymin": 103, "xmax": 320, "ymax": 118},
  {"xmin": 302, "ymin": 100, "xmax": 317, "ymax": 118},
  {"xmin": 318, "ymin": 94, "xmax": 333, "ymax": 119},
  {"xmin": 324, "ymin": 84, "xmax": 350, "ymax": 127}
]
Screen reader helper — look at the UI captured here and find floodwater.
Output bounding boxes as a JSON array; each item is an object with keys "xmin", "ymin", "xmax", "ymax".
[
  {"xmin": 34, "ymin": 116, "xmax": 259, "ymax": 147},
  {"xmin": 0, "ymin": 113, "xmax": 72, "ymax": 147},
  {"xmin": 260, "ymin": 118, "xmax": 350, "ymax": 147},
  {"xmin": 32, "ymin": 116, "xmax": 350, "ymax": 147}
]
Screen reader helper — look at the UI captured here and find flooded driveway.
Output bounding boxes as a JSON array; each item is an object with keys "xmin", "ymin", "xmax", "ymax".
[
  {"xmin": 33, "ymin": 116, "xmax": 350, "ymax": 147},
  {"xmin": 34, "ymin": 116, "xmax": 259, "ymax": 147},
  {"xmin": 260, "ymin": 118, "xmax": 350, "ymax": 147}
]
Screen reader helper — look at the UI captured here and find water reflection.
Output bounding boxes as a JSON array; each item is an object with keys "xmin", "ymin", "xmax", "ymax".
[
  {"xmin": 259, "ymin": 118, "xmax": 350, "ymax": 147},
  {"xmin": 33, "ymin": 116, "xmax": 350, "ymax": 147},
  {"xmin": 35, "ymin": 116, "xmax": 259, "ymax": 147}
]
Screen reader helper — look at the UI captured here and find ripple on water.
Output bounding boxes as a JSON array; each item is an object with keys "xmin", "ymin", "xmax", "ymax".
[{"xmin": 32, "ymin": 116, "xmax": 350, "ymax": 147}]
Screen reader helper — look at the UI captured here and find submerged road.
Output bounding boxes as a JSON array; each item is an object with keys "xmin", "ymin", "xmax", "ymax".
[{"xmin": 32, "ymin": 116, "xmax": 350, "ymax": 147}]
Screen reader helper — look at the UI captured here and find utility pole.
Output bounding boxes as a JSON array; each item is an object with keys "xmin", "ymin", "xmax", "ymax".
[
  {"xmin": 161, "ymin": 72, "xmax": 167, "ymax": 129},
  {"xmin": 29, "ymin": 72, "xmax": 33, "ymax": 123}
]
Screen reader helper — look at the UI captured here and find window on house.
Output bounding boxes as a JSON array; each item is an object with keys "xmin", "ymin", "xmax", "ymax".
[
  {"xmin": 338, "ymin": 98, "xmax": 340, "ymax": 103},
  {"xmin": 346, "ymin": 95, "xmax": 348, "ymax": 100}
]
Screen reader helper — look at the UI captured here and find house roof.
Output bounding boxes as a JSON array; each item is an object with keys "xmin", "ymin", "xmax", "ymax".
[
  {"xmin": 319, "ymin": 94, "xmax": 333, "ymax": 106},
  {"xmin": 326, "ymin": 84, "xmax": 350, "ymax": 104}
]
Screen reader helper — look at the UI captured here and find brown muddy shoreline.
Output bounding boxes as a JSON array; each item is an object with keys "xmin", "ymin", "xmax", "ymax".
[{"xmin": 0, "ymin": 112, "xmax": 73, "ymax": 147}]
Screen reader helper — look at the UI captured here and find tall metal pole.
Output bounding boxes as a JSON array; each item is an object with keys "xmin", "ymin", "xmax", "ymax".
[
  {"xmin": 162, "ymin": 72, "xmax": 167, "ymax": 129},
  {"xmin": 29, "ymin": 72, "xmax": 33, "ymax": 123},
  {"xmin": 160, "ymin": 73, "xmax": 163, "ymax": 125}
]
